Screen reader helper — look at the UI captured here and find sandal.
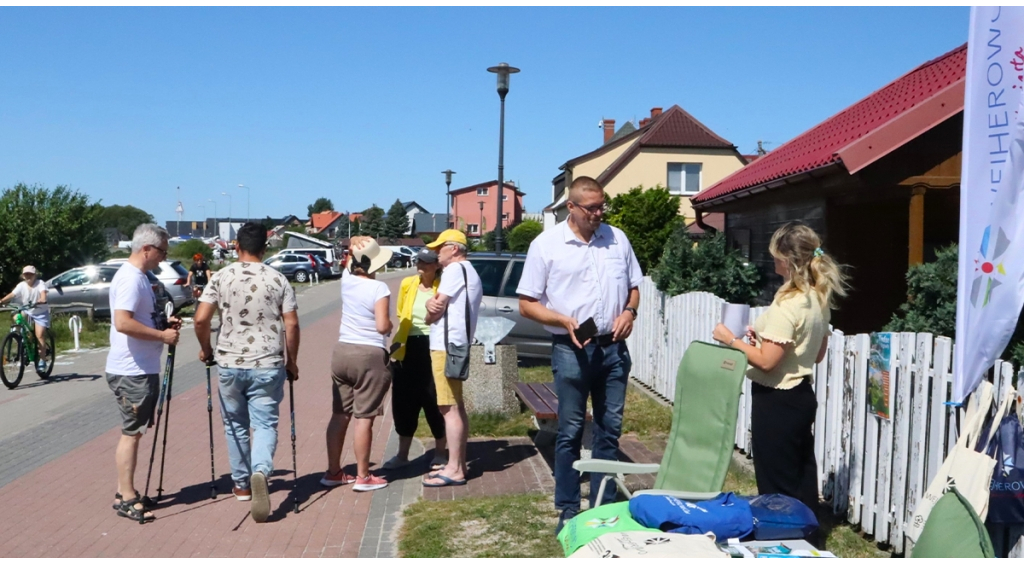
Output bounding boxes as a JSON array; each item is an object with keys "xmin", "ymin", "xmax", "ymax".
[
  {"xmin": 112, "ymin": 491, "xmax": 153, "ymax": 510},
  {"xmin": 117, "ymin": 497, "xmax": 155, "ymax": 523}
]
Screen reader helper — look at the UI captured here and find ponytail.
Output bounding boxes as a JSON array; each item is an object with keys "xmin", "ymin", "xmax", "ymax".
[{"xmin": 770, "ymin": 223, "xmax": 850, "ymax": 309}]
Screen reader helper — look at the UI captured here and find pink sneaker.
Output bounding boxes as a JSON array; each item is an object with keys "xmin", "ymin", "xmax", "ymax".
[
  {"xmin": 320, "ymin": 469, "xmax": 357, "ymax": 487},
  {"xmin": 352, "ymin": 474, "xmax": 388, "ymax": 492}
]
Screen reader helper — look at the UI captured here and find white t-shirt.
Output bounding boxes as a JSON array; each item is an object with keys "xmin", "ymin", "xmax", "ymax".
[
  {"xmin": 338, "ymin": 270, "xmax": 391, "ymax": 349},
  {"xmin": 13, "ymin": 280, "xmax": 48, "ymax": 316},
  {"xmin": 106, "ymin": 263, "xmax": 164, "ymax": 375},
  {"xmin": 517, "ymin": 221, "xmax": 643, "ymax": 336},
  {"xmin": 429, "ymin": 261, "xmax": 484, "ymax": 351}
]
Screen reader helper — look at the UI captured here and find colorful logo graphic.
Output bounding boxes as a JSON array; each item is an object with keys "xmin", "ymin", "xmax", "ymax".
[
  {"xmin": 971, "ymin": 225, "xmax": 1012, "ymax": 307},
  {"xmin": 585, "ymin": 516, "xmax": 620, "ymax": 529}
]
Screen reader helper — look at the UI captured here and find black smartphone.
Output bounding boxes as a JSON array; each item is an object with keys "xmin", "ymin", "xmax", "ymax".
[{"xmin": 574, "ymin": 317, "xmax": 598, "ymax": 344}]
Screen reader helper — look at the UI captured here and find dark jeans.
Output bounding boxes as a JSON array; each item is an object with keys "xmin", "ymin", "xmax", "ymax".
[
  {"xmin": 750, "ymin": 380, "xmax": 819, "ymax": 516},
  {"xmin": 391, "ymin": 336, "xmax": 446, "ymax": 439},
  {"xmin": 551, "ymin": 335, "xmax": 631, "ymax": 512}
]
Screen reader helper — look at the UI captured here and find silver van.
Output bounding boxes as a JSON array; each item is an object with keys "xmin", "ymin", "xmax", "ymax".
[{"xmin": 466, "ymin": 253, "xmax": 551, "ymax": 360}]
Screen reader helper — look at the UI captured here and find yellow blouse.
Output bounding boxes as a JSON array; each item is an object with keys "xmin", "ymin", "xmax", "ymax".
[{"xmin": 747, "ymin": 290, "xmax": 830, "ymax": 390}]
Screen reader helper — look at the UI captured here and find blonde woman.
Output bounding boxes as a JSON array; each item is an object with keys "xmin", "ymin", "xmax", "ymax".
[{"xmin": 713, "ymin": 223, "xmax": 848, "ymax": 520}]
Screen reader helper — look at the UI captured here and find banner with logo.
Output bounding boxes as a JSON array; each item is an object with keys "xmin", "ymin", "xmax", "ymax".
[{"xmin": 954, "ymin": 6, "xmax": 1024, "ymax": 404}]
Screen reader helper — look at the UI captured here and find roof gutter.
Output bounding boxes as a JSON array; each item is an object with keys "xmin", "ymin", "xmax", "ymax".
[{"xmin": 691, "ymin": 162, "xmax": 845, "ymax": 211}]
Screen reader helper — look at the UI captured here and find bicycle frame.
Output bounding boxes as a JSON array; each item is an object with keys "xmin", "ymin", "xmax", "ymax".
[{"xmin": 9, "ymin": 311, "xmax": 39, "ymax": 363}]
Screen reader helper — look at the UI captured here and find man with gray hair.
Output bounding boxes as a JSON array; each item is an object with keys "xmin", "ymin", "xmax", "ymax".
[{"xmin": 106, "ymin": 223, "xmax": 181, "ymax": 523}]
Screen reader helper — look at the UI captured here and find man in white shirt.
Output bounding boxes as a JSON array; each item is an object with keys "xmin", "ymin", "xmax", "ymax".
[
  {"xmin": 106, "ymin": 224, "xmax": 181, "ymax": 523},
  {"xmin": 517, "ymin": 176, "xmax": 643, "ymax": 533},
  {"xmin": 422, "ymin": 229, "xmax": 483, "ymax": 488}
]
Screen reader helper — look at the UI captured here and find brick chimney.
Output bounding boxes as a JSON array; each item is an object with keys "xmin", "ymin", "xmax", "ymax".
[
  {"xmin": 639, "ymin": 117, "xmax": 650, "ymax": 128},
  {"xmin": 650, "ymin": 107, "xmax": 663, "ymax": 119},
  {"xmin": 603, "ymin": 119, "xmax": 616, "ymax": 144}
]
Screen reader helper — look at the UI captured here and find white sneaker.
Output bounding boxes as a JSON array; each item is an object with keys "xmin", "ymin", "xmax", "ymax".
[
  {"xmin": 382, "ymin": 456, "xmax": 411, "ymax": 470},
  {"xmin": 352, "ymin": 474, "xmax": 388, "ymax": 492}
]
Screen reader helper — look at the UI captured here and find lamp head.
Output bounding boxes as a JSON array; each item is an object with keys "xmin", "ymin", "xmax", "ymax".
[{"xmin": 487, "ymin": 63, "xmax": 520, "ymax": 97}]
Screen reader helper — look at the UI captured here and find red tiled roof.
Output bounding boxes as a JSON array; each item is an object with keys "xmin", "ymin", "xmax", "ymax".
[
  {"xmin": 692, "ymin": 43, "xmax": 967, "ymax": 205},
  {"xmin": 310, "ymin": 211, "xmax": 343, "ymax": 231},
  {"xmin": 449, "ymin": 181, "xmax": 525, "ymax": 197}
]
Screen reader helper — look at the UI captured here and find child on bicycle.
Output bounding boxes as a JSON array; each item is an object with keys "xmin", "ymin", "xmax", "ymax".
[{"xmin": 0, "ymin": 265, "xmax": 50, "ymax": 371}]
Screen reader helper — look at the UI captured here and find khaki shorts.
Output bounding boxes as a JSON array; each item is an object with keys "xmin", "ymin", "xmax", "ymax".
[
  {"xmin": 331, "ymin": 342, "xmax": 392, "ymax": 418},
  {"xmin": 106, "ymin": 373, "xmax": 160, "ymax": 436},
  {"xmin": 431, "ymin": 350, "xmax": 463, "ymax": 406}
]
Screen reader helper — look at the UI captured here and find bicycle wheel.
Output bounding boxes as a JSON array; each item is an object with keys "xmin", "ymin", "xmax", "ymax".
[
  {"xmin": 35, "ymin": 329, "xmax": 55, "ymax": 379},
  {"xmin": 1, "ymin": 332, "xmax": 24, "ymax": 389}
]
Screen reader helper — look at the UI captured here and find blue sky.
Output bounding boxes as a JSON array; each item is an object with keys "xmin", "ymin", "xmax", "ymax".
[{"xmin": 0, "ymin": 7, "xmax": 969, "ymax": 224}]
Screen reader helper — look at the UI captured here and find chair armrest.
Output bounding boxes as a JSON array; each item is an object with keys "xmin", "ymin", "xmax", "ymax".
[
  {"xmin": 631, "ymin": 489, "xmax": 721, "ymax": 501},
  {"xmin": 572, "ymin": 460, "xmax": 661, "ymax": 475}
]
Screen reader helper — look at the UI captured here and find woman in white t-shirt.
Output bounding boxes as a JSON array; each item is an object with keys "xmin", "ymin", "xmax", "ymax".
[
  {"xmin": 321, "ymin": 238, "xmax": 395, "ymax": 493},
  {"xmin": 0, "ymin": 265, "xmax": 50, "ymax": 370}
]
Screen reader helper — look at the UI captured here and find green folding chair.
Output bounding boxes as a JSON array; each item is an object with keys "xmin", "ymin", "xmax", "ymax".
[
  {"xmin": 574, "ymin": 340, "xmax": 748, "ymax": 506},
  {"xmin": 911, "ymin": 487, "xmax": 995, "ymax": 558}
]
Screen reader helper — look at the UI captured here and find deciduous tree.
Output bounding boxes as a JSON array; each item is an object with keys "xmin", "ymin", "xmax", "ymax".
[{"xmin": 604, "ymin": 185, "xmax": 682, "ymax": 273}]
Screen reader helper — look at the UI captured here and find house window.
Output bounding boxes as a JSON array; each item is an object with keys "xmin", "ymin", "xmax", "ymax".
[
  {"xmin": 468, "ymin": 224, "xmax": 480, "ymax": 234},
  {"xmin": 667, "ymin": 163, "xmax": 702, "ymax": 195},
  {"xmin": 502, "ymin": 214, "xmax": 509, "ymax": 222},
  {"xmin": 502, "ymin": 194, "xmax": 508, "ymax": 201},
  {"xmin": 477, "ymin": 187, "xmax": 489, "ymax": 196}
]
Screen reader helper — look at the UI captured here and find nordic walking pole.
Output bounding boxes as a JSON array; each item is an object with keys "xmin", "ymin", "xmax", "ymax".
[
  {"xmin": 206, "ymin": 361, "xmax": 217, "ymax": 499},
  {"xmin": 141, "ymin": 345, "xmax": 174, "ymax": 519},
  {"xmin": 156, "ymin": 302, "xmax": 178, "ymax": 503},
  {"xmin": 288, "ymin": 370, "xmax": 299, "ymax": 514}
]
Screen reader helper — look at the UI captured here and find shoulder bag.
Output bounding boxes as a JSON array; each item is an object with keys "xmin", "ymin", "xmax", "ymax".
[{"xmin": 443, "ymin": 263, "xmax": 472, "ymax": 381}]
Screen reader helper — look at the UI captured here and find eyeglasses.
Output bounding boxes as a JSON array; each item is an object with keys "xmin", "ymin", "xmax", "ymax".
[
  {"xmin": 149, "ymin": 245, "xmax": 169, "ymax": 257},
  {"xmin": 570, "ymin": 201, "xmax": 607, "ymax": 215}
]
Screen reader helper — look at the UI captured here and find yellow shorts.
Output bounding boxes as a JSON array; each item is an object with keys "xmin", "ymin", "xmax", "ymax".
[{"xmin": 431, "ymin": 349, "xmax": 463, "ymax": 406}]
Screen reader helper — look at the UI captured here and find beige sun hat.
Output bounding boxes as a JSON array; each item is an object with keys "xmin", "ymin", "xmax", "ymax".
[
  {"xmin": 350, "ymin": 240, "xmax": 393, "ymax": 275},
  {"xmin": 21, "ymin": 266, "xmax": 37, "ymax": 276}
]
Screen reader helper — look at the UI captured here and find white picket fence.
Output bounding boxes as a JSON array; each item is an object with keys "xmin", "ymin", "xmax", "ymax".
[{"xmin": 625, "ymin": 277, "xmax": 1024, "ymax": 555}]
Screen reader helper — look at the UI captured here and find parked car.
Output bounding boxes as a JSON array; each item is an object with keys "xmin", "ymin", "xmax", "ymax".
[
  {"xmin": 104, "ymin": 259, "xmax": 192, "ymax": 310},
  {"xmin": 46, "ymin": 265, "xmax": 171, "ymax": 318},
  {"xmin": 275, "ymin": 248, "xmax": 341, "ymax": 277},
  {"xmin": 465, "ymin": 252, "xmax": 551, "ymax": 359},
  {"xmin": 264, "ymin": 254, "xmax": 318, "ymax": 283},
  {"xmin": 383, "ymin": 246, "xmax": 416, "ymax": 268}
]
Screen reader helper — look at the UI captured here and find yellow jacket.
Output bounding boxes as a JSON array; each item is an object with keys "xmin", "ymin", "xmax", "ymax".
[{"xmin": 391, "ymin": 273, "xmax": 440, "ymax": 361}]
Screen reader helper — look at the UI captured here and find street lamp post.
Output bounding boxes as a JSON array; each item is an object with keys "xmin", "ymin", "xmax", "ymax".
[
  {"xmin": 442, "ymin": 169, "xmax": 456, "ymax": 228},
  {"xmin": 239, "ymin": 184, "xmax": 249, "ymax": 221},
  {"xmin": 478, "ymin": 200, "xmax": 485, "ymax": 241},
  {"xmin": 487, "ymin": 62, "xmax": 519, "ymax": 254}
]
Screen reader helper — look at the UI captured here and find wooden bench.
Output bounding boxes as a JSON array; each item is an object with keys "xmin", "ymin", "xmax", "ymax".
[{"xmin": 515, "ymin": 382, "xmax": 593, "ymax": 450}]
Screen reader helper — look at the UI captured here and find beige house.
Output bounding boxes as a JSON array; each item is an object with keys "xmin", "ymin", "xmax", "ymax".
[{"xmin": 543, "ymin": 106, "xmax": 747, "ymax": 229}]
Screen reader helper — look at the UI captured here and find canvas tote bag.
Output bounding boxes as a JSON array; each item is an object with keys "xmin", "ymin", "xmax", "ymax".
[{"xmin": 908, "ymin": 380, "xmax": 997, "ymax": 542}]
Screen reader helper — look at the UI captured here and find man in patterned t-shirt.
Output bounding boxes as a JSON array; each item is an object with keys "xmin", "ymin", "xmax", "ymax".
[{"xmin": 194, "ymin": 222, "xmax": 300, "ymax": 523}]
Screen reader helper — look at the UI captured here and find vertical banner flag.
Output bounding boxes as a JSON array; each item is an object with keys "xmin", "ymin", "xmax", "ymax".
[{"xmin": 954, "ymin": 6, "xmax": 1024, "ymax": 403}]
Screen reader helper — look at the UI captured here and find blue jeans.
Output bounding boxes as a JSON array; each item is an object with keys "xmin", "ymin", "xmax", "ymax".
[
  {"xmin": 551, "ymin": 337, "xmax": 631, "ymax": 512},
  {"xmin": 218, "ymin": 367, "xmax": 286, "ymax": 489}
]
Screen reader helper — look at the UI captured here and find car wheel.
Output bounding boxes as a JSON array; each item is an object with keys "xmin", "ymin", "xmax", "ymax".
[{"xmin": 294, "ymin": 270, "xmax": 308, "ymax": 283}]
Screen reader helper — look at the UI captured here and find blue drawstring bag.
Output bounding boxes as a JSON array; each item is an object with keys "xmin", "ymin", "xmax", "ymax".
[
  {"xmin": 628, "ymin": 492, "xmax": 754, "ymax": 540},
  {"xmin": 748, "ymin": 494, "xmax": 819, "ymax": 540}
]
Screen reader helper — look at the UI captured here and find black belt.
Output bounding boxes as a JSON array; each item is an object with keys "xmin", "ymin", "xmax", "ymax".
[{"xmin": 554, "ymin": 333, "xmax": 616, "ymax": 347}]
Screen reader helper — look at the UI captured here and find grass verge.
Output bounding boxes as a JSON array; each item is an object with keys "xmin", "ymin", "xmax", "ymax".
[
  {"xmin": 399, "ymin": 493, "xmax": 562, "ymax": 558},
  {"xmin": 50, "ymin": 313, "xmax": 110, "ymax": 353}
]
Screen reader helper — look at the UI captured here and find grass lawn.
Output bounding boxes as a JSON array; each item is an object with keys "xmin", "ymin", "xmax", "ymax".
[
  {"xmin": 399, "ymin": 493, "xmax": 563, "ymax": 558},
  {"xmin": 50, "ymin": 313, "xmax": 111, "ymax": 353},
  {"xmin": 401, "ymin": 362, "xmax": 889, "ymax": 558}
]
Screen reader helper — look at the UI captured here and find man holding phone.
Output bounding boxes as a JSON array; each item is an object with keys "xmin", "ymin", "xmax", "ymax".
[{"xmin": 517, "ymin": 176, "xmax": 642, "ymax": 533}]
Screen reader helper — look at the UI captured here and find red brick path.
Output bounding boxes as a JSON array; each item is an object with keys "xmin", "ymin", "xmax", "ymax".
[{"xmin": 0, "ymin": 311, "xmax": 392, "ymax": 558}]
